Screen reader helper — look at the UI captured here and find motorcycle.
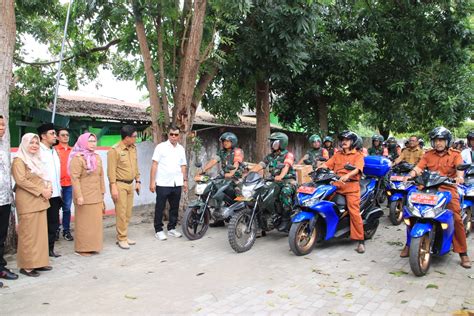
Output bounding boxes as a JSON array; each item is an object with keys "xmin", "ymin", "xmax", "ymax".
[
  {"xmin": 386, "ymin": 162, "xmax": 417, "ymax": 225},
  {"xmin": 404, "ymin": 165, "xmax": 471, "ymax": 276},
  {"xmin": 182, "ymin": 163, "xmax": 239, "ymax": 240},
  {"xmin": 226, "ymin": 166, "xmax": 292, "ymax": 253},
  {"xmin": 288, "ymin": 156, "xmax": 390, "ymax": 256},
  {"xmin": 459, "ymin": 163, "xmax": 474, "ymax": 234}
]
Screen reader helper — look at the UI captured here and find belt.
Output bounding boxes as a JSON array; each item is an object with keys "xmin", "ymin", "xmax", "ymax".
[{"xmin": 117, "ymin": 179, "xmax": 134, "ymax": 184}]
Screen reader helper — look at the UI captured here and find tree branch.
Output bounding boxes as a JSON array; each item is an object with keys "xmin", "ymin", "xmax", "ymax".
[{"xmin": 14, "ymin": 39, "xmax": 121, "ymax": 66}]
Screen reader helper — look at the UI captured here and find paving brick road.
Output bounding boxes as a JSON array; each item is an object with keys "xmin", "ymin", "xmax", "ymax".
[{"xmin": 0, "ymin": 206, "xmax": 473, "ymax": 315}]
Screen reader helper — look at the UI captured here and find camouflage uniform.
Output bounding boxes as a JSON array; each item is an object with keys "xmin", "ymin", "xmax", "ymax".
[
  {"xmin": 368, "ymin": 146, "xmax": 384, "ymax": 156},
  {"xmin": 260, "ymin": 150, "xmax": 296, "ymax": 213},
  {"xmin": 305, "ymin": 147, "xmax": 329, "ymax": 170},
  {"xmin": 215, "ymin": 147, "xmax": 245, "ymax": 179}
]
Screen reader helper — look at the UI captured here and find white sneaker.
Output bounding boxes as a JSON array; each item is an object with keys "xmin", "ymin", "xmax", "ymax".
[
  {"xmin": 168, "ymin": 229, "xmax": 182, "ymax": 238},
  {"xmin": 155, "ymin": 231, "xmax": 167, "ymax": 241}
]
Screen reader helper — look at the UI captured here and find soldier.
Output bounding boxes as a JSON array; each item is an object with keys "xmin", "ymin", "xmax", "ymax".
[
  {"xmin": 250, "ymin": 132, "xmax": 296, "ymax": 232},
  {"xmin": 323, "ymin": 136, "xmax": 338, "ymax": 158},
  {"xmin": 297, "ymin": 134, "xmax": 329, "ymax": 169},
  {"xmin": 107, "ymin": 125, "xmax": 141, "ymax": 250},
  {"xmin": 195, "ymin": 132, "xmax": 245, "ymax": 227},
  {"xmin": 368, "ymin": 135, "xmax": 388, "ymax": 157},
  {"xmin": 386, "ymin": 137, "xmax": 401, "ymax": 161}
]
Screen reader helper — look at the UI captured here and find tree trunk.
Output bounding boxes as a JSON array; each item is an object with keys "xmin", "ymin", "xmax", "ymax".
[
  {"xmin": 255, "ymin": 80, "xmax": 270, "ymax": 162},
  {"xmin": 379, "ymin": 125, "xmax": 390, "ymax": 140},
  {"xmin": 0, "ymin": 0, "xmax": 17, "ymax": 253},
  {"xmin": 317, "ymin": 96, "xmax": 329, "ymax": 136},
  {"xmin": 132, "ymin": 2, "xmax": 164, "ymax": 144},
  {"xmin": 173, "ymin": 0, "xmax": 207, "ymax": 141},
  {"xmin": 155, "ymin": 13, "xmax": 170, "ymax": 128}
]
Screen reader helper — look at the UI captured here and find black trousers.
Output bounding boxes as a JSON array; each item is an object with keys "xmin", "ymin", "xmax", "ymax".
[
  {"xmin": 47, "ymin": 197, "xmax": 62, "ymax": 251},
  {"xmin": 154, "ymin": 186, "xmax": 182, "ymax": 232},
  {"xmin": 0, "ymin": 204, "xmax": 11, "ymax": 270}
]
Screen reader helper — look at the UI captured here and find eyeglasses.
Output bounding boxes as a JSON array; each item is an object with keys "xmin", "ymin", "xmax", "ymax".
[
  {"xmin": 48, "ymin": 131, "xmax": 57, "ymax": 136},
  {"xmin": 59, "ymin": 134, "xmax": 69, "ymax": 137},
  {"xmin": 169, "ymin": 133, "xmax": 179, "ymax": 137}
]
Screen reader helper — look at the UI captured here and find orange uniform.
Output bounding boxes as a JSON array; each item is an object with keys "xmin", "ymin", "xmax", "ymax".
[
  {"xmin": 416, "ymin": 148, "xmax": 466, "ymax": 253},
  {"xmin": 55, "ymin": 144, "xmax": 72, "ymax": 187},
  {"xmin": 326, "ymin": 149, "xmax": 365, "ymax": 240}
]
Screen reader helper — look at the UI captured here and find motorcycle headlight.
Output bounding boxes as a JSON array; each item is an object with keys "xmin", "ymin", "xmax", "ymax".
[
  {"xmin": 242, "ymin": 183, "xmax": 257, "ymax": 198},
  {"xmin": 302, "ymin": 192, "xmax": 324, "ymax": 207},
  {"xmin": 195, "ymin": 183, "xmax": 209, "ymax": 195},
  {"xmin": 407, "ymin": 200, "xmax": 421, "ymax": 217},
  {"xmin": 421, "ymin": 208, "xmax": 436, "ymax": 218}
]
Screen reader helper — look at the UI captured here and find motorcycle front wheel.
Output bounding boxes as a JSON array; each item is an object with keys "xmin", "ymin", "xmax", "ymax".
[
  {"xmin": 288, "ymin": 221, "xmax": 317, "ymax": 256},
  {"xmin": 228, "ymin": 208, "xmax": 257, "ymax": 253},
  {"xmin": 388, "ymin": 200, "xmax": 404, "ymax": 225},
  {"xmin": 409, "ymin": 234, "xmax": 432, "ymax": 276},
  {"xmin": 182, "ymin": 206, "xmax": 210, "ymax": 241}
]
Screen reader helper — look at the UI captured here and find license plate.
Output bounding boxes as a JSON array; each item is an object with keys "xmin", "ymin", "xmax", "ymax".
[
  {"xmin": 234, "ymin": 196, "xmax": 252, "ymax": 202},
  {"xmin": 297, "ymin": 186, "xmax": 317, "ymax": 194},
  {"xmin": 410, "ymin": 193, "xmax": 438, "ymax": 205},
  {"xmin": 390, "ymin": 175, "xmax": 407, "ymax": 182}
]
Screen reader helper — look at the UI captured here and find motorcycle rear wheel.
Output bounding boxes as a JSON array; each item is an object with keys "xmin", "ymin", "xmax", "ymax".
[
  {"xmin": 288, "ymin": 221, "xmax": 317, "ymax": 256},
  {"xmin": 388, "ymin": 200, "xmax": 404, "ymax": 226},
  {"xmin": 228, "ymin": 208, "xmax": 257, "ymax": 253},
  {"xmin": 182, "ymin": 206, "xmax": 210, "ymax": 241},
  {"xmin": 409, "ymin": 234, "xmax": 432, "ymax": 276}
]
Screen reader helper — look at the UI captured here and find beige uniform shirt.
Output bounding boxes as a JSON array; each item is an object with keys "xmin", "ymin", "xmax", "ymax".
[
  {"xmin": 107, "ymin": 142, "xmax": 140, "ymax": 184},
  {"xmin": 399, "ymin": 147, "xmax": 424, "ymax": 165},
  {"xmin": 70, "ymin": 155, "xmax": 106, "ymax": 204},
  {"xmin": 11, "ymin": 158, "xmax": 50, "ymax": 214}
]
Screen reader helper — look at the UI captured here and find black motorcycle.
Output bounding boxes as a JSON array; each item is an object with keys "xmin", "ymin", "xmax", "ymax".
[
  {"xmin": 226, "ymin": 168, "xmax": 292, "ymax": 253},
  {"xmin": 182, "ymin": 164, "xmax": 239, "ymax": 240}
]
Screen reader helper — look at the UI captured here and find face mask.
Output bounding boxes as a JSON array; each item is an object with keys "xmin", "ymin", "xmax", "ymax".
[{"xmin": 272, "ymin": 140, "xmax": 280, "ymax": 151}]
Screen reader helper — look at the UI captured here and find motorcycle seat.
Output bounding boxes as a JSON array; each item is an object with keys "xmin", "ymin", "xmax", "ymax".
[
  {"xmin": 334, "ymin": 194, "xmax": 346, "ymax": 212},
  {"xmin": 359, "ymin": 178, "xmax": 371, "ymax": 197}
]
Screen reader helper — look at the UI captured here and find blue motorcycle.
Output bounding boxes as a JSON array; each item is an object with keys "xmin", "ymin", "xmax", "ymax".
[
  {"xmin": 404, "ymin": 166, "xmax": 471, "ymax": 276},
  {"xmin": 460, "ymin": 163, "xmax": 474, "ymax": 234},
  {"xmin": 387, "ymin": 162, "xmax": 417, "ymax": 225},
  {"xmin": 288, "ymin": 156, "xmax": 390, "ymax": 256}
]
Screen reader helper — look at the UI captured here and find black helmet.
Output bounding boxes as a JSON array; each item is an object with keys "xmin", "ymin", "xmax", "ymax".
[
  {"xmin": 338, "ymin": 130, "xmax": 358, "ymax": 150},
  {"xmin": 371, "ymin": 134, "xmax": 379, "ymax": 142},
  {"xmin": 467, "ymin": 131, "xmax": 474, "ymax": 143},
  {"xmin": 219, "ymin": 132, "xmax": 238, "ymax": 148},
  {"xmin": 429, "ymin": 126, "xmax": 452, "ymax": 148},
  {"xmin": 418, "ymin": 138, "xmax": 425, "ymax": 147}
]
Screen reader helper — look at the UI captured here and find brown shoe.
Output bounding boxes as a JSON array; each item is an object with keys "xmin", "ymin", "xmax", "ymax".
[
  {"xmin": 127, "ymin": 239, "xmax": 136, "ymax": 245},
  {"xmin": 400, "ymin": 246, "xmax": 409, "ymax": 258},
  {"xmin": 460, "ymin": 255, "xmax": 472, "ymax": 269},
  {"xmin": 355, "ymin": 243, "xmax": 365, "ymax": 254}
]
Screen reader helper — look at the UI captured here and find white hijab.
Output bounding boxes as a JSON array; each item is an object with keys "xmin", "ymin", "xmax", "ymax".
[{"xmin": 16, "ymin": 133, "xmax": 48, "ymax": 180}]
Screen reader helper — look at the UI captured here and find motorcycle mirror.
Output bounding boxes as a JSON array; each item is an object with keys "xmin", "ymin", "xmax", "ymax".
[
  {"xmin": 456, "ymin": 163, "xmax": 471, "ymax": 171},
  {"xmin": 303, "ymin": 159, "xmax": 312, "ymax": 165},
  {"xmin": 318, "ymin": 157, "xmax": 328, "ymax": 162},
  {"xmin": 344, "ymin": 164, "xmax": 356, "ymax": 171},
  {"xmin": 195, "ymin": 162, "xmax": 202, "ymax": 168}
]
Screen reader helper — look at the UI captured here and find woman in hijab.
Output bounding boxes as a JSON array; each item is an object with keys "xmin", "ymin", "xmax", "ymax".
[
  {"xmin": 12, "ymin": 133, "xmax": 52, "ymax": 277},
  {"xmin": 69, "ymin": 132, "xmax": 105, "ymax": 256}
]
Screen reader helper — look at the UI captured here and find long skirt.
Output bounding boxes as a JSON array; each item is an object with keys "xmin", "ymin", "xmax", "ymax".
[
  {"xmin": 17, "ymin": 210, "xmax": 49, "ymax": 269},
  {"xmin": 74, "ymin": 202, "xmax": 103, "ymax": 252}
]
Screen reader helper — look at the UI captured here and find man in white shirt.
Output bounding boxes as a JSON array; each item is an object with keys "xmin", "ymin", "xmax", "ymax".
[
  {"xmin": 149, "ymin": 125, "xmax": 188, "ymax": 240},
  {"xmin": 461, "ymin": 131, "xmax": 474, "ymax": 163},
  {"xmin": 37, "ymin": 123, "xmax": 62, "ymax": 257}
]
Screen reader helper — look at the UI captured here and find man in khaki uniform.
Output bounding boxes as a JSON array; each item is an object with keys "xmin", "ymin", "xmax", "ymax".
[
  {"xmin": 393, "ymin": 135, "xmax": 424, "ymax": 165},
  {"xmin": 107, "ymin": 125, "xmax": 141, "ymax": 250}
]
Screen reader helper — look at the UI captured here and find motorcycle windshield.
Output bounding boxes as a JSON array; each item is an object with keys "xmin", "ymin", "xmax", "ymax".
[
  {"xmin": 417, "ymin": 171, "xmax": 449, "ymax": 188},
  {"xmin": 244, "ymin": 171, "xmax": 262, "ymax": 184}
]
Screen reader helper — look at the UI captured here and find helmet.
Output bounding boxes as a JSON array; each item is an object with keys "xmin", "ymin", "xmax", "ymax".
[
  {"xmin": 309, "ymin": 134, "xmax": 321, "ymax": 144},
  {"xmin": 372, "ymin": 134, "xmax": 383, "ymax": 143},
  {"xmin": 268, "ymin": 132, "xmax": 289, "ymax": 150},
  {"xmin": 387, "ymin": 136, "xmax": 397, "ymax": 144},
  {"xmin": 219, "ymin": 132, "xmax": 238, "ymax": 148},
  {"xmin": 338, "ymin": 130, "xmax": 358, "ymax": 150},
  {"xmin": 467, "ymin": 131, "xmax": 474, "ymax": 143},
  {"xmin": 323, "ymin": 136, "xmax": 334, "ymax": 144},
  {"xmin": 355, "ymin": 136, "xmax": 364, "ymax": 150},
  {"xmin": 418, "ymin": 138, "xmax": 425, "ymax": 147},
  {"xmin": 429, "ymin": 126, "xmax": 452, "ymax": 148}
]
